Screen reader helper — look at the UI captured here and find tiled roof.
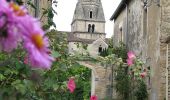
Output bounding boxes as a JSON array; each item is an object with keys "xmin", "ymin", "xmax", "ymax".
[
  {"xmin": 67, "ymin": 33, "xmax": 94, "ymax": 44},
  {"xmin": 57, "ymin": 31, "xmax": 109, "ymax": 44}
]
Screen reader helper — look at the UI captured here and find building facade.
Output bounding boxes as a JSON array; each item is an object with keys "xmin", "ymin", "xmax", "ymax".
[
  {"xmin": 110, "ymin": 0, "xmax": 170, "ymax": 99},
  {"xmin": 23, "ymin": 0, "xmax": 51, "ymax": 25}
]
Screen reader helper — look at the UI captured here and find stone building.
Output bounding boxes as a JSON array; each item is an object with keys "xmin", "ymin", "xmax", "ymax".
[
  {"xmin": 68, "ymin": 0, "xmax": 108, "ymax": 57},
  {"xmin": 23, "ymin": 0, "xmax": 52, "ymax": 25},
  {"xmin": 110, "ymin": 0, "xmax": 170, "ymax": 99}
]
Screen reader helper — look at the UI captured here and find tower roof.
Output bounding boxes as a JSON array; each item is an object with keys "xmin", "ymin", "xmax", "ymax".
[{"xmin": 72, "ymin": 0, "xmax": 105, "ymax": 23}]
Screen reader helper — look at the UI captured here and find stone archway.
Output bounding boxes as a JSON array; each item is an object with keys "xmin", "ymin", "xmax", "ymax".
[{"xmin": 78, "ymin": 61, "xmax": 113, "ymax": 99}]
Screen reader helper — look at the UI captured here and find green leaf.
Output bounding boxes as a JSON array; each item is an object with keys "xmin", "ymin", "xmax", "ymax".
[
  {"xmin": 27, "ymin": 1, "xmax": 36, "ymax": 9},
  {"xmin": 51, "ymin": 51, "xmax": 61, "ymax": 58},
  {"xmin": 12, "ymin": 80, "xmax": 21, "ymax": 86},
  {"xmin": 53, "ymin": 84, "xmax": 59, "ymax": 91},
  {"xmin": 0, "ymin": 73, "xmax": 6, "ymax": 81},
  {"xmin": 12, "ymin": 80, "xmax": 26, "ymax": 94}
]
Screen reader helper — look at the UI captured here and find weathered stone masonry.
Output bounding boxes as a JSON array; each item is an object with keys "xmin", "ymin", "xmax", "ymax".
[{"xmin": 110, "ymin": 0, "xmax": 170, "ymax": 99}]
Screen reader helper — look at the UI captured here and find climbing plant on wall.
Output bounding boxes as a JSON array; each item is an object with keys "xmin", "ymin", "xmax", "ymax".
[{"xmin": 97, "ymin": 43, "xmax": 149, "ymax": 100}]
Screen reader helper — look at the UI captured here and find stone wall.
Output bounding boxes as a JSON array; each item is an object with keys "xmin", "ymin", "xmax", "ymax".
[
  {"xmin": 144, "ymin": 1, "xmax": 161, "ymax": 99},
  {"xmin": 72, "ymin": 20, "xmax": 105, "ymax": 40},
  {"xmin": 25, "ymin": 0, "xmax": 51, "ymax": 25},
  {"xmin": 127, "ymin": 0, "xmax": 146, "ymax": 59},
  {"xmin": 113, "ymin": 7, "xmax": 126, "ymax": 46},
  {"xmin": 74, "ymin": 32, "xmax": 105, "ymax": 40},
  {"xmin": 113, "ymin": 0, "xmax": 162, "ymax": 99},
  {"xmin": 159, "ymin": 0, "xmax": 170, "ymax": 99},
  {"xmin": 68, "ymin": 38, "xmax": 108, "ymax": 58},
  {"xmin": 88, "ymin": 38, "xmax": 108, "ymax": 57}
]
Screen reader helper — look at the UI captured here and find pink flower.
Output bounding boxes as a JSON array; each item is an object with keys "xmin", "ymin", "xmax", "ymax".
[
  {"xmin": 90, "ymin": 95, "xmax": 98, "ymax": 100},
  {"xmin": 67, "ymin": 78, "xmax": 76, "ymax": 93},
  {"xmin": 24, "ymin": 56, "xmax": 28, "ymax": 64},
  {"xmin": 127, "ymin": 51, "xmax": 135, "ymax": 59},
  {"xmin": 0, "ymin": 1, "xmax": 53, "ymax": 69},
  {"xmin": 140, "ymin": 72, "xmax": 147, "ymax": 78},
  {"xmin": 0, "ymin": 0, "xmax": 21, "ymax": 52},
  {"xmin": 126, "ymin": 51, "xmax": 135, "ymax": 66},
  {"xmin": 20, "ymin": 16, "xmax": 54, "ymax": 69},
  {"xmin": 9, "ymin": 2, "xmax": 27, "ymax": 17},
  {"xmin": 127, "ymin": 58, "xmax": 133, "ymax": 66}
]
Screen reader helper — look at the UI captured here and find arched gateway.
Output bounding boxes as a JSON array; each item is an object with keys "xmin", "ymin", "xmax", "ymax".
[{"xmin": 78, "ymin": 61, "xmax": 113, "ymax": 99}]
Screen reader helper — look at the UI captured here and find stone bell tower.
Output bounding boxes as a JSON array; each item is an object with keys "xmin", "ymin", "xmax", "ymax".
[{"xmin": 71, "ymin": 0, "xmax": 106, "ymax": 40}]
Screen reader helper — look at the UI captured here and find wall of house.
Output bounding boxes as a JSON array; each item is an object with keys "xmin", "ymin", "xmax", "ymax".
[
  {"xmin": 146, "ymin": 3, "xmax": 161, "ymax": 100},
  {"xmin": 159, "ymin": 0, "xmax": 170, "ymax": 99},
  {"xmin": 68, "ymin": 39, "xmax": 108, "ymax": 58},
  {"xmin": 68, "ymin": 42, "xmax": 87, "ymax": 55},
  {"xmin": 39, "ymin": 0, "xmax": 51, "ymax": 24},
  {"xmin": 113, "ymin": 8, "xmax": 126, "ymax": 46},
  {"xmin": 88, "ymin": 38, "xmax": 108, "ymax": 58},
  {"xmin": 127, "ymin": 0, "xmax": 146, "ymax": 58},
  {"xmin": 25, "ymin": 0, "xmax": 51, "ymax": 25},
  {"xmin": 147, "ymin": 0, "xmax": 170, "ymax": 99},
  {"xmin": 127, "ymin": 0, "xmax": 163, "ymax": 99},
  {"xmin": 113, "ymin": 0, "xmax": 164, "ymax": 99}
]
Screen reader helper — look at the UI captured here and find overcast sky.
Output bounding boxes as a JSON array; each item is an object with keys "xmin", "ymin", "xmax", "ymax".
[{"xmin": 53, "ymin": 0, "xmax": 121, "ymax": 38}]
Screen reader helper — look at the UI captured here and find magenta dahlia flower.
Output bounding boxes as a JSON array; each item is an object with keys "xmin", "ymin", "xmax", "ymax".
[
  {"xmin": 126, "ymin": 51, "xmax": 136, "ymax": 66},
  {"xmin": 127, "ymin": 51, "xmax": 136, "ymax": 59},
  {"xmin": 90, "ymin": 95, "xmax": 98, "ymax": 100},
  {"xmin": 67, "ymin": 78, "xmax": 76, "ymax": 93},
  {"xmin": 126, "ymin": 58, "xmax": 133, "ymax": 66},
  {"xmin": 140, "ymin": 72, "xmax": 147, "ymax": 78}
]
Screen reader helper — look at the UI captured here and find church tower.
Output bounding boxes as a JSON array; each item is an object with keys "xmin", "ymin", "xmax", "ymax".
[
  {"xmin": 68, "ymin": 0, "xmax": 108, "ymax": 57},
  {"xmin": 71, "ymin": 0, "xmax": 106, "ymax": 40}
]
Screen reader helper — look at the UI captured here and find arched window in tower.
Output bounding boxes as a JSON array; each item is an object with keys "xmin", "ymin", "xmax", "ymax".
[
  {"xmin": 90, "ymin": 11, "xmax": 93, "ymax": 18},
  {"xmin": 92, "ymin": 24, "xmax": 95, "ymax": 33},
  {"xmin": 88, "ymin": 24, "xmax": 91, "ymax": 32}
]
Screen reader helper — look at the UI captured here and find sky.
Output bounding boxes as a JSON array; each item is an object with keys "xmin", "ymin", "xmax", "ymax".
[{"xmin": 53, "ymin": 0, "xmax": 121, "ymax": 38}]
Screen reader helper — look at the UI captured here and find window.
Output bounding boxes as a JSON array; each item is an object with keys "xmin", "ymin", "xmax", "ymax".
[
  {"xmin": 88, "ymin": 24, "xmax": 91, "ymax": 32},
  {"xmin": 98, "ymin": 45, "xmax": 102, "ymax": 53},
  {"xmin": 92, "ymin": 24, "xmax": 95, "ymax": 33},
  {"xmin": 120, "ymin": 27, "xmax": 123, "ymax": 42},
  {"xmin": 90, "ymin": 11, "xmax": 92, "ymax": 18}
]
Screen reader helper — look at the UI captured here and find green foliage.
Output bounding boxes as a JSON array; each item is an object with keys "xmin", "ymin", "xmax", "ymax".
[
  {"xmin": 105, "ymin": 41, "xmax": 127, "ymax": 62},
  {"xmin": 26, "ymin": 0, "xmax": 36, "ymax": 9},
  {"xmin": 134, "ymin": 80, "xmax": 148, "ymax": 100},
  {"xmin": 82, "ymin": 43, "xmax": 88, "ymax": 50},
  {"xmin": 0, "ymin": 30, "xmax": 91, "ymax": 99},
  {"xmin": 112, "ymin": 42, "xmax": 127, "ymax": 62},
  {"xmin": 114, "ymin": 64, "xmax": 130, "ymax": 100},
  {"xmin": 98, "ymin": 41, "xmax": 148, "ymax": 100}
]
